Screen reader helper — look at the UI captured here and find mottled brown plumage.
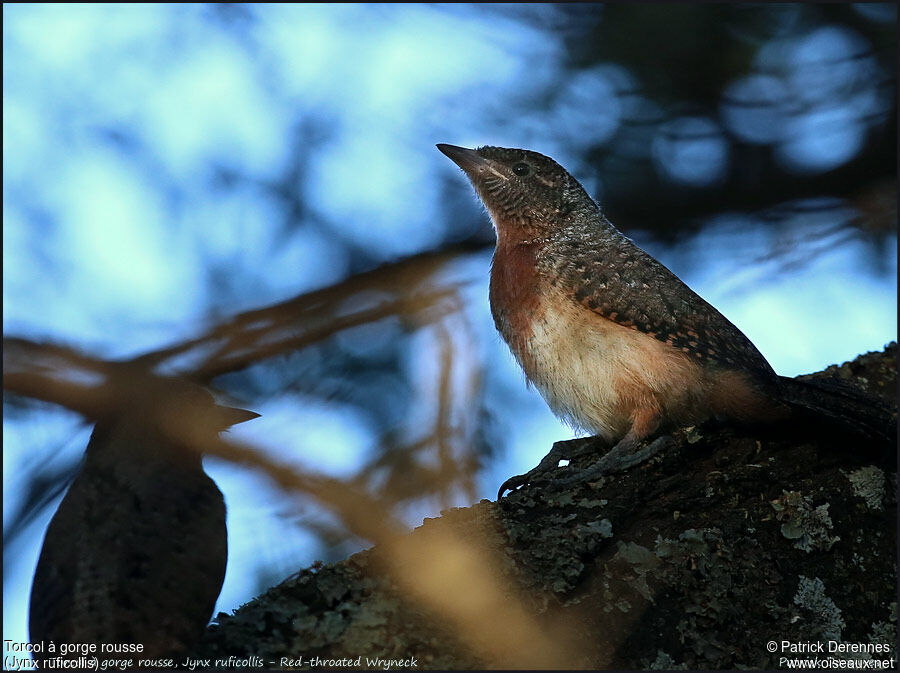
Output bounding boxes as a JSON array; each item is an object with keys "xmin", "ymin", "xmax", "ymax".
[
  {"xmin": 437, "ymin": 144, "xmax": 895, "ymax": 496},
  {"xmin": 29, "ymin": 379, "xmax": 257, "ymax": 664}
]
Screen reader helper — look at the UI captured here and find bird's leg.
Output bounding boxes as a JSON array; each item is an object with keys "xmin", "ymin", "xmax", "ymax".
[{"xmin": 497, "ymin": 435, "xmax": 609, "ymax": 498}]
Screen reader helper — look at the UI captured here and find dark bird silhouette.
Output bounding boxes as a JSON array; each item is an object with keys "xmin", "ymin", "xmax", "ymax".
[
  {"xmin": 437, "ymin": 144, "xmax": 896, "ymax": 497},
  {"xmin": 29, "ymin": 377, "xmax": 258, "ymax": 665}
]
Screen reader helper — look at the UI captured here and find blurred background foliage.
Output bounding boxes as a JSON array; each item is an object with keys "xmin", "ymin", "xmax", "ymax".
[{"xmin": 3, "ymin": 3, "xmax": 896, "ymax": 645}]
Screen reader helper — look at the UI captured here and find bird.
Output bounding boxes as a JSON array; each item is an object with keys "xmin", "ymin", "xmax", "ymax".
[
  {"xmin": 436, "ymin": 143, "xmax": 895, "ymax": 497},
  {"xmin": 29, "ymin": 376, "xmax": 258, "ymax": 664}
]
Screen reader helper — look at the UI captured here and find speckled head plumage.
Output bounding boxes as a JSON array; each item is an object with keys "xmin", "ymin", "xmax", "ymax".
[{"xmin": 436, "ymin": 144, "xmax": 597, "ymax": 237}]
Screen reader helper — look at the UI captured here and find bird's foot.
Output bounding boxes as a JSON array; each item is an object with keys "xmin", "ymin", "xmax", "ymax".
[
  {"xmin": 497, "ymin": 434, "xmax": 676, "ymax": 498},
  {"xmin": 497, "ymin": 435, "xmax": 606, "ymax": 498},
  {"xmin": 548, "ymin": 434, "xmax": 675, "ymax": 488}
]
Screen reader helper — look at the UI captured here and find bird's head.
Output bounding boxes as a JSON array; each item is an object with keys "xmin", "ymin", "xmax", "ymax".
[{"xmin": 437, "ymin": 144, "xmax": 597, "ymax": 242}]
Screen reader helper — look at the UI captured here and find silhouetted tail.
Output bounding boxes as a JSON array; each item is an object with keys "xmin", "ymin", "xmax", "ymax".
[{"xmin": 776, "ymin": 375, "xmax": 897, "ymax": 456}]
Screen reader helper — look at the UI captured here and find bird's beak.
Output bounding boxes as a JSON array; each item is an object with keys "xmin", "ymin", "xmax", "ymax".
[
  {"xmin": 217, "ymin": 405, "xmax": 261, "ymax": 428},
  {"xmin": 436, "ymin": 144, "xmax": 491, "ymax": 175}
]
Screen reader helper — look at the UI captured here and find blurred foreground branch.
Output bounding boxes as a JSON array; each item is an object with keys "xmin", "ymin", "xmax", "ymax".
[
  {"xmin": 4, "ymin": 245, "xmax": 484, "ymax": 411},
  {"xmin": 132, "ymin": 246, "xmax": 481, "ymax": 382}
]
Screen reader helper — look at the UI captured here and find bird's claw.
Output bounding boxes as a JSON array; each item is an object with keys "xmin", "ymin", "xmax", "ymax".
[{"xmin": 497, "ymin": 473, "xmax": 529, "ymax": 499}]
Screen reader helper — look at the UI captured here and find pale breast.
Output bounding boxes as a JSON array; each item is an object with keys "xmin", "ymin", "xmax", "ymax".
[{"xmin": 513, "ymin": 288, "xmax": 708, "ymax": 440}]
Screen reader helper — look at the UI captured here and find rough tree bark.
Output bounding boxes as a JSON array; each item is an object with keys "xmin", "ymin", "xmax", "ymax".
[{"xmin": 191, "ymin": 343, "xmax": 897, "ymax": 670}]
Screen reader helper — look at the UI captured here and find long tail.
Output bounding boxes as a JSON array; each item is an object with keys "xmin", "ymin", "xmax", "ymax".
[{"xmin": 776, "ymin": 375, "xmax": 897, "ymax": 454}]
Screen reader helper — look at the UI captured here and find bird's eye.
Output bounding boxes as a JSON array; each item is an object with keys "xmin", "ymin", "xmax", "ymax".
[{"xmin": 512, "ymin": 162, "xmax": 531, "ymax": 177}]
